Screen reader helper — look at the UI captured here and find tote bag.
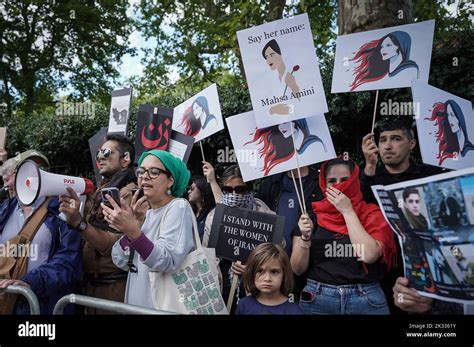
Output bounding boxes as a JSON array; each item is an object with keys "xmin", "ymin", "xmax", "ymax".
[{"xmin": 149, "ymin": 199, "xmax": 228, "ymax": 314}]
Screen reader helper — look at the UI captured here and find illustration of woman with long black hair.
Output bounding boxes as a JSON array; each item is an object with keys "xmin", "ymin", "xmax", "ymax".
[
  {"xmin": 245, "ymin": 118, "xmax": 326, "ymax": 175},
  {"xmin": 349, "ymin": 31, "xmax": 419, "ymax": 91},
  {"xmin": 262, "ymin": 39, "xmax": 300, "ymax": 115},
  {"xmin": 425, "ymin": 99, "xmax": 474, "ymax": 165},
  {"xmin": 179, "ymin": 96, "xmax": 217, "ymax": 137}
]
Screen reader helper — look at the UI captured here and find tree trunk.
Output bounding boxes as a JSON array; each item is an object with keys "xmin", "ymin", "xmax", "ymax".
[{"xmin": 338, "ymin": 0, "xmax": 413, "ymax": 35}]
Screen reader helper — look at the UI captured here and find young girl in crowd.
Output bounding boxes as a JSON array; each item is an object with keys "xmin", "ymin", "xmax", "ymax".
[
  {"xmin": 236, "ymin": 243, "xmax": 303, "ymax": 314},
  {"xmin": 291, "ymin": 157, "xmax": 397, "ymax": 315},
  {"xmin": 202, "ymin": 164, "xmax": 274, "ymax": 313}
]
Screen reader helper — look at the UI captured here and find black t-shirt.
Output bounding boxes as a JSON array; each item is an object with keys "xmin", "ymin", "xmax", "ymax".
[
  {"xmin": 292, "ymin": 226, "xmax": 385, "ymax": 285},
  {"xmin": 360, "ymin": 162, "xmax": 446, "ymax": 204}
]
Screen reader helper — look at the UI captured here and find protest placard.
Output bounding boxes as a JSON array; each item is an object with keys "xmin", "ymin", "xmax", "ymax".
[
  {"xmin": 88, "ymin": 127, "xmax": 108, "ymax": 185},
  {"xmin": 332, "ymin": 20, "xmax": 435, "ymax": 93},
  {"xmin": 172, "ymin": 84, "xmax": 224, "ymax": 142},
  {"xmin": 167, "ymin": 131, "xmax": 194, "ymax": 164},
  {"xmin": 226, "ymin": 111, "xmax": 335, "ymax": 181},
  {"xmin": 237, "ymin": 13, "xmax": 327, "ymax": 128},
  {"xmin": 134, "ymin": 105, "xmax": 173, "ymax": 162},
  {"xmin": 208, "ymin": 204, "xmax": 285, "ymax": 263},
  {"xmin": 373, "ymin": 168, "xmax": 474, "ymax": 303},
  {"xmin": 108, "ymin": 87, "xmax": 133, "ymax": 134},
  {"xmin": 412, "ymin": 79, "xmax": 474, "ymax": 170}
]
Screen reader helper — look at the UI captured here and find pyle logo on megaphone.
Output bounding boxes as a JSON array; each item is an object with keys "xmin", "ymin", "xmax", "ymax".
[{"xmin": 15, "ymin": 160, "xmax": 94, "ymax": 206}]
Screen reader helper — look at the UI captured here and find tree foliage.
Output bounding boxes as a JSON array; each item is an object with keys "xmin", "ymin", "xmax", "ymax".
[
  {"xmin": 135, "ymin": 0, "xmax": 337, "ymax": 94},
  {"xmin": 0, "ymin": 0, "xmax": 135, "ymax": 118}
]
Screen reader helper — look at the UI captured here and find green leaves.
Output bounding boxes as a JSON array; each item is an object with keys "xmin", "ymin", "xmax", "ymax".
[{"xmin": 0, "ymin": 0, "xmax": 135, "ymax": 118}]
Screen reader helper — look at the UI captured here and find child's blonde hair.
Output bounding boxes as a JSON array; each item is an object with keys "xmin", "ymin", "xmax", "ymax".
[{"xmin": 243, "ymin": 242, "xmax": 294, "ymax": 296}]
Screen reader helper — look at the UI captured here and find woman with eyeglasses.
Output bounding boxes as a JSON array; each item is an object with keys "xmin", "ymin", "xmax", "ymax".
[
  {"xmin": 201, "ymin": 163, "xmax": 274, "ymax": 313},
  {"xmin": 107, "ymin": 150, "xmax": 194, "ymax": 309}
]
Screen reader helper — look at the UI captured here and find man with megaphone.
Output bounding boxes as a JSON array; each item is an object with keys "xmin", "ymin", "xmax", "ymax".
[
  {"xmin": 0, "ymin": 150, "xmax": 82, "ymax": 314},
  {"xmin": 59, "ymin": 133, "xmax": 145, "ymax": 314}
]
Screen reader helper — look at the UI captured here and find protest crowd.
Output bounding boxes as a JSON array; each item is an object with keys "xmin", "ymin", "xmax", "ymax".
[{"xmin": 0, "ymin": 13, "xmax": 472, "ymax": 317}]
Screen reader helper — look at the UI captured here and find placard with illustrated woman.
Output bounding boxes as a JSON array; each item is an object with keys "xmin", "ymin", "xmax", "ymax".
[
  {"xmin": 332, "ymin": 20, "xmax": 434, "ymax": 93},
  {"xmin": 172, "ymin": 83, "xmax": 224, "ymax": 142},
  {"xmin": 412, "ymin": 80, "xmax": 474, "ymax": 170},
  {"xmin": 226, "ymin": 112, "xmax": 335, "ymax": 182},
  {"xmin": 237, "ymin": 13, "xmax": 327, "ymax": 128}
]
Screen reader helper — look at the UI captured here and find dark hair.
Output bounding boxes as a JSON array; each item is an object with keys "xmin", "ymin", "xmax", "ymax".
[
  {"xmin": 243, "ymin": 243, "xmax": 294, "ymax": 297},
  {"xmin": 378, "ymin": 121, "xmax": 414, "ymax": 141},
  {"xmin": 105, "ymin": 133, "xmax": 135, "ymax": 167},
  {"xmin": 261, "ymin": 39, "xmax": 281, "ymax": 59},
  {"xmin": 191, "ymin": 175, "xmax": 216, "ymax": 215},
  {"xmin": 324, "ymin": 158, "xmax": 355, "ymax": 180},
  {"xmin": 244, "ymin": 120, "xmax": 318, "ymax": 176},
  {"xmin": 219, "ymin": 164, "xmax": 253, "ymax": 191},
  {"xmin": 402, "ymin": 187, "xmax": 420, "ymax": 201},
  {"xmin": 349, "ymin": 32, "xmax": 408, "ymax": 91}
]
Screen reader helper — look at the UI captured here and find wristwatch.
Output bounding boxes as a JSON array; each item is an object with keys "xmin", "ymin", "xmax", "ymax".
[{"xmin": 75, "ymin": 218, "xmax": 88, "ymax": 233}]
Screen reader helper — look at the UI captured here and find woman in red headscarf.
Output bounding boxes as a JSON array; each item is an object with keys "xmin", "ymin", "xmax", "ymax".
[{"xmin": 290, "ymin": 157, "xmax": 396, "ymax": 314}]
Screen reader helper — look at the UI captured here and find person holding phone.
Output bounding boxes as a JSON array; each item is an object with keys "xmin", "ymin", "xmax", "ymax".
[
  {"xmin": 107, "ymin": 150, "xmax": 195, "ymax": 309},
  {"xmin": 59, "ymin": 133, "xmax": 143, "ymax": 314}
]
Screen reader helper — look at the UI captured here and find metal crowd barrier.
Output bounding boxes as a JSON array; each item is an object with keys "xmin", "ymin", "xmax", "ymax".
[
  {"xmin": 53, "ymin": 294, "xmax": 176, "ymax": 315},
  {"xmin": 1, "ymin": 285, "xmax": 40, "ymax": 315}
]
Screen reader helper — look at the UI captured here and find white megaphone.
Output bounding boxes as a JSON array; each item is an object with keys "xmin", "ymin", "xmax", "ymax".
[{"xmin": 15, "ymin": 159, "xmax": 94, "ymax": 206}]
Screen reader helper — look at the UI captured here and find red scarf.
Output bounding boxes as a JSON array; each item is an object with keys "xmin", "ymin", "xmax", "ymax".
[{"xmin": 312, "ymin": 160, "xmax": 397, "ymax": 270}]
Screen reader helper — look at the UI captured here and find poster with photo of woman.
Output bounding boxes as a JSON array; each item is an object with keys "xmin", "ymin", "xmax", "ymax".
[
  {"xmin": 226, "ymin": 111, "xmax": 335, "ymax": 182},
  {"xmin": 332, "ymin": 20, "xmax": 434, "ymax": 93},
  {"xmin": 412, "ymin": 80, "xmax": 474, "ymax": 170},
  {"xmin": 237, "ymin": 13, "xmax": 327, "ymax": 128},
  {"xmin": 172, "ymin": 83, "xmax": 224, "ymax": 142}
]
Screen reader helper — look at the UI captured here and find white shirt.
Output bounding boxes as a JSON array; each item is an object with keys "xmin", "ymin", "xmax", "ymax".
[{"xmin": 112, "ymin": 198, "xmax": 194, "ymax": 308}]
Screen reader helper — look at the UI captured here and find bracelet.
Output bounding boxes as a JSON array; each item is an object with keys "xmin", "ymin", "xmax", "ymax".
[
  {"xmin": 300, "ymin": 235, "xmax": 311, "ymax": 242},
  {"xmin": 298, "ymin": 237, "xmax": 311, "ymax": 249}
]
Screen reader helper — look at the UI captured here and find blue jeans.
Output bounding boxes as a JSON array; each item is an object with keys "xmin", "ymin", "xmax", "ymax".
[{"xmin": 299, "ymin": 279, "xmax": 390, "ymax": 315}]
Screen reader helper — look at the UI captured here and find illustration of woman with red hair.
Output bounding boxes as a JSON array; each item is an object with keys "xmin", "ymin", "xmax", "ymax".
[
  {"xmin": 245, "ymin": 119, "xmax": 326, "ymax": 176},
  {"xmin": 425, "ymin": 99, "xmax": 474, "ymax": 165},
  {"xmin": 179, "ymin": 96, "xmax": 217, "ymax": 137},
  {"xmin": 349, "ymin": 31, "xmax": 419, "ymax": 91}
]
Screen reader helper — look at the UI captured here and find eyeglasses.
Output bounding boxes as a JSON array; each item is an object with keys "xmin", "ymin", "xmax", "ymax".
[
  {"xmin": 136, "ymin": 167, "xmax": 170, "ymax": 179},
  {"xmin": 96, "ymin": 148, "xmax": 114, "ymax": 161},
  {"xmin": 222, "ymin": 185, "xmax": 250, "ymax": 195}
]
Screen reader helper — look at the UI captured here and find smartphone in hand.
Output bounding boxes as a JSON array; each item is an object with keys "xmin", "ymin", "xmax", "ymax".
[
  {"xmin": 131, "ymin": 188, "xmax": 144, "ymax": 201},
  {"xmin": 101, "ymin": 187, "xmax": 121, "ymax": 208}
]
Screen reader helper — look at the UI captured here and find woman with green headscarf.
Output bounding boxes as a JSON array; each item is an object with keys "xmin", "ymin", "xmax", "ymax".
[{"xmin": 105, "ymin": 150, "xmax": 194, "ymax": 309}]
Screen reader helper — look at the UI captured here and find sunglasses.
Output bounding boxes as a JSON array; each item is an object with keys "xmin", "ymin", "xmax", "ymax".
[
  {"xmin": 222, "ymin": 185, "xmax": 250, "ymax": 195},
  {"xmin": 136, "ymin": 167, "xmax": 170, "ymax": 179},
  {"xmin": 96, "ymin": 148, "xmax": 114, "ymax": 161}
]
